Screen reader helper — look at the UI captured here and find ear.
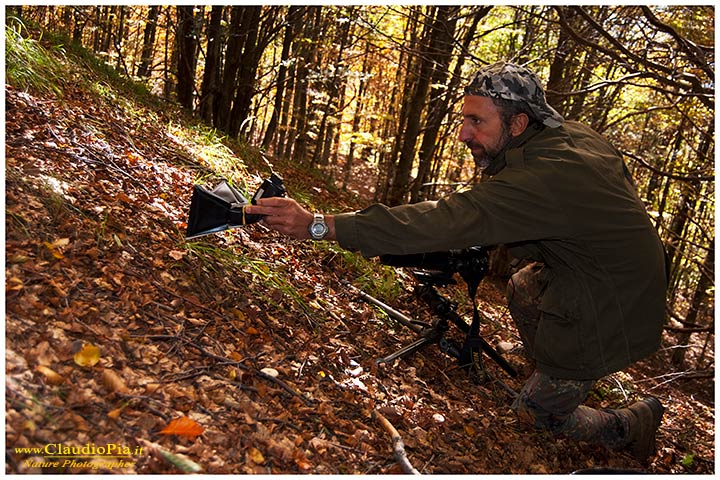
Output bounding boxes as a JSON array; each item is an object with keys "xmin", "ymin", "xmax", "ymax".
[{"xmin": 509, "ymin": 113, "xmax": 529, "ymax": 137}]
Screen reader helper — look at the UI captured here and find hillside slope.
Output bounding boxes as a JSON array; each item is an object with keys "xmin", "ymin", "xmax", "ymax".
[{"xmin": 5, "ymin": 37, "xmax": 714, "ymax": 474}]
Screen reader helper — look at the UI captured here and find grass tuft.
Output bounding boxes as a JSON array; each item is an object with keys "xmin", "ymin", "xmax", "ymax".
[{"xmin": 5, "ymin": 17, "xmax": 66, "ymax": 96}]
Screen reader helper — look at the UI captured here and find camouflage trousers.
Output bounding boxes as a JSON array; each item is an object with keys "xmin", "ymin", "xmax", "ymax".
[{"xmin": 506, "ymin": 263, "xmax": 630, "ymax": 449}]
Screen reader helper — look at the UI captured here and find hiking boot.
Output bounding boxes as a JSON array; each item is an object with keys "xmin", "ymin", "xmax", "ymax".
[{"xmin": 622, "ymin": 397, "xmax": 665, "ymax": 463}]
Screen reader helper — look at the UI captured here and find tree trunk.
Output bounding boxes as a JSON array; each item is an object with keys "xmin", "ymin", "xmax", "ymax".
[
  {"xmin": 101, "ymin": 6, "xmax": 113, "ymax": 54},
  {"xmin": 671, "ymin": 238, "xmax": 714, "ymax": 367},
  {"xmin": 546, "ymin": 6, "xmax": 579, "ymax": 115},
  {"xmin": 374, "ymin": 10, "xmax": 419, "ymax": 203},
  {"xmin": 115, "ymin": 6, "xmax": 127, "ymax": 72},
  {"xmin": 216, "ymin": 7, "xmax": 246, "ymax": 131},
  {"xmin": 228, "ymin": 6, "xmax": 262, "ymax": 138},
  {"xmin": 289, "ymin": 7, "xmax": 323, "ymax": 164},
  {"xmin": 72, "ymin": 6, "xmax": 88, "ymax": 44},
  {"xmin": 387, "ymin": 6, "xmax": 447, "ymax": 206},
  {"xmin": 198, "ymin": 6, "xmax": 223, "ymax": 123},
  {"xmin": 262, "ymin": 6, "xmax": 302, "ymax": 151},
  {"xmin": 91, "ymin": 7, "xmax": 102, "ymax": 52},
  {"xmin": 312, "ymin": 6, "xmax": 354, "ymax": 169},
  {"xmin": 176, "ymin": 5, "xmax": 198, "ymax": 110},
  {"xmin": 137, "ymin": 5, "xmax": 160, "ymax": 78},
  {"xmin": 410, "ymin": 6, "xmax": 462, "ymax": 203},
  {"xmin": 342, "ymin": 41, "xmax": 372, "ymax": 189}
]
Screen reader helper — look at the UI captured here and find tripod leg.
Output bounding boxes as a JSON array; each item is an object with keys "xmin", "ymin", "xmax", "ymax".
[
  {"xmin": 376, "ymin": 336, "xmax": 436, "ymax": 365},
  {"xmin": 470, "ymin": 335, "xmax": 518, "ymax": 378}
]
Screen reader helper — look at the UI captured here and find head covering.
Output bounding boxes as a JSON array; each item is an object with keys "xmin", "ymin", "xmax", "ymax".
[{"xmin": 465, "ymin": 62, "xmax": 564, "ymax": 128}]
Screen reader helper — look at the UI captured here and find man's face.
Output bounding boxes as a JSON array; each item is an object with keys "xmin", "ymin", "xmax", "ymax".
[{"xmin": 459, "ymin": 95, "xmax": 511, "ymax": 170}]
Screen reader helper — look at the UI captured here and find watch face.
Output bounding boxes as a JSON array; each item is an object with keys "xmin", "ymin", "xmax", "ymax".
[{"xmin": 310, "ymin": 220, "xmax": 328, "ymax": 238}]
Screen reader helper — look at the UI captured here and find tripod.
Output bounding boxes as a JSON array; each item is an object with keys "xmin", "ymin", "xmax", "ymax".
[{"xmin": 343, "ymin": 271, "xmax": 517, "ymax": 379}]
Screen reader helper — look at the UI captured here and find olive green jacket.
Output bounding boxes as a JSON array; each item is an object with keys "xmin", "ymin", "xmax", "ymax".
[{"xmin": 335, "ymin": 121, "xmax": 666, "ymax": 380}]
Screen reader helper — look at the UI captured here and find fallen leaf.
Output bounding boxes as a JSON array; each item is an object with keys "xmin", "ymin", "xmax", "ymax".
[
  {"xmin": 43, "ymin": 241, "xmax": 64, "ymax": 259},
  {"xmin": 247, "ymin": 446, "xmax": 265, "ymax": 464},
  {"xmin": 35, "ymin": 365, "xmax": 64, "ymax": 385},
  {"xmin": 160, "ymin": 416, "xmax": 204, "ymax": 439},
  {"xmin": 7, "ymin": 255, "xmax": 30, "ymax": 264},
  {"xmin": 6, "ymin": 277, "xmax": 24, "ymax": 291},
  {"xmin": 74, "ymin": 343, "xmax": 101, "ymax": 367},
  {"xmin": 294, "ymin": 449, "xmax": 313, "ymax": 470},
  {"xmin": 107, "ymin": 407, "xmax": 124, "ymax": 420},
  {"xmin": 102, "ymin": 369, "xmax": 129, "ymax": 393},
  {"xmin": 43, "ymin": 237, "xmax": 70, "ymax": 259},
  {"xmin": 168, "ymin": 250, "xmax": 186, "ymax": 260}
]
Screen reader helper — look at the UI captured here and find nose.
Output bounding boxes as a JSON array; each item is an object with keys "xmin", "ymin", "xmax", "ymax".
[{"xmin": 458, "ymin": 121, "xmax": 472, "ymax": 144}]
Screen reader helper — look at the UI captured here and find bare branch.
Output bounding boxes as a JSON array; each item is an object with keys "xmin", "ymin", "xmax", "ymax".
[
  {"xmin": 620, "ymin": 149, "xmax": 714, "ymax": 182},
  {"xmin": 553, "ymin": 6, "xmax": 714, "ymax": 109},
  {"xmin": 639, "ymin": 6, "xmax": 714, "ymax": 79},
  {"xmin": 373, "ymin": 409, "xmax": 420, "ymax": 474}
]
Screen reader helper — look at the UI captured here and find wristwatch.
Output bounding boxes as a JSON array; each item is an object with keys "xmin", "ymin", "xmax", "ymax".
[{"xmin": 308, "ymin": 213, "xmax": 329, "ymax": 240}]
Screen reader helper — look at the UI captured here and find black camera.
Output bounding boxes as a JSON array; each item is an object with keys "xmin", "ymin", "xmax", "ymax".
[
  {"xmin": 251, "ymin": 173, "xmax": 286, "ymax": 205},
  {"xmin": 379, "ymin": 246, "xmax": 490, "ymax": 288},
  {"xmin": 185, "ymin": 173, "xmax": 286, "ymax": 239}
]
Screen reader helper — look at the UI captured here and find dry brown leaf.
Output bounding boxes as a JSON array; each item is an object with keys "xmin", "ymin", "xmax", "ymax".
[
  {"xmin": 260, "ymin": 367, "xmax": 279, "ymax": 377},
  {"xmin": 6, "ymin": 276, "xmax": 24, "ymax": 291},
  {"xmin": 35, "ymin": 365, "xmax": 64, "ymax": 385},
  {"xmin": 43, "ymin": 238, "xmax": 70, "ymax": 259},
  {"xmin": 168, "ymin": 250, "xmax": 186, "ymax": 260},
  {"xmin": 102, "ymin": 368, "xmax": 129, "ymax": 393}
]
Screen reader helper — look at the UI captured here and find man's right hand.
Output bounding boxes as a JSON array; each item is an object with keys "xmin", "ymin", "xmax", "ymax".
[{"xmin": 245, "ymin": 197, "xmax": 335, "ymax": 241}]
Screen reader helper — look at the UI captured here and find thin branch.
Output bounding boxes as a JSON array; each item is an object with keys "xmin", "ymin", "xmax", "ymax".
[
  {"xmin": 620, "ymin": 149, "xmax": 714, "ymax": 182},
  {"xmin": 553, "ymin": 6, "xmax": 713, "ymax": 110},
  {"xmin": 186, "ymin": 342, "xmax": 316, "ymax": 407},
  {"xmin": 640, "ymin": 369, "xmax": 714, "ymax": 392},
  {"xmin": 639, "ymin": 6, "xmax": 714, "ymax": 79},
  {"xmin": 373, "ymin": 409, "xmax": 420, "ymax": 474}
]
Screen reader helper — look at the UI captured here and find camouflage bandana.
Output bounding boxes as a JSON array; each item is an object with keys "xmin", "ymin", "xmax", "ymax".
[{"xmin": 465, "ymin": 62, "xmax": 564, "ymax": 128}]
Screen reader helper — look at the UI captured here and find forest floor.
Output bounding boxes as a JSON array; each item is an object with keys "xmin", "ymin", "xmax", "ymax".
[{"xmin": 4, "ymin": 41, "xmax": 715, "ymax": 475}]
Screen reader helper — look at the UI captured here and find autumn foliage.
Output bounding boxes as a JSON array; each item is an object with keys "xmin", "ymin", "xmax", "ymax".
[{"xmin": 5, "ymin": 15, "xmax": 714, "ymax": 475}]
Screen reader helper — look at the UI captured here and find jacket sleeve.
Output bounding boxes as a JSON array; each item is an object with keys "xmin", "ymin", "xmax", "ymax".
[{"xmin": 334, "ymin": 173, "xmax": 569, "ymax": 258}]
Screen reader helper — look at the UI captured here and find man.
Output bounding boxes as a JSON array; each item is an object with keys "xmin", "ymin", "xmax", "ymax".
[{"xmin": 246, "ymin": 62, "xmax": 667, "ymax": 463}]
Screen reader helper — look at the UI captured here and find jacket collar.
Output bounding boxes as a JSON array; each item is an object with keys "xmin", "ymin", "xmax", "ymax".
[{"xmin": 483, "ymin": 124, "xmax": 545, "ymax": 176}]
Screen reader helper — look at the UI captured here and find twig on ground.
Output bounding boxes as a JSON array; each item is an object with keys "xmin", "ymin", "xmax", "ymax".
[
  {"xmin": 373, "ymin": 409, "xmax": 420, "ymax": 474},
  {"xmin": 187, "ymin": 342, "xmax": 316, "ymax": 407}
]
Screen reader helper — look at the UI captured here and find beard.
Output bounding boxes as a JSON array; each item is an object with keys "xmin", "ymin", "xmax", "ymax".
[{"xmin": 466, "ymin": 126, "xmax": 512, "ymax": 170}]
